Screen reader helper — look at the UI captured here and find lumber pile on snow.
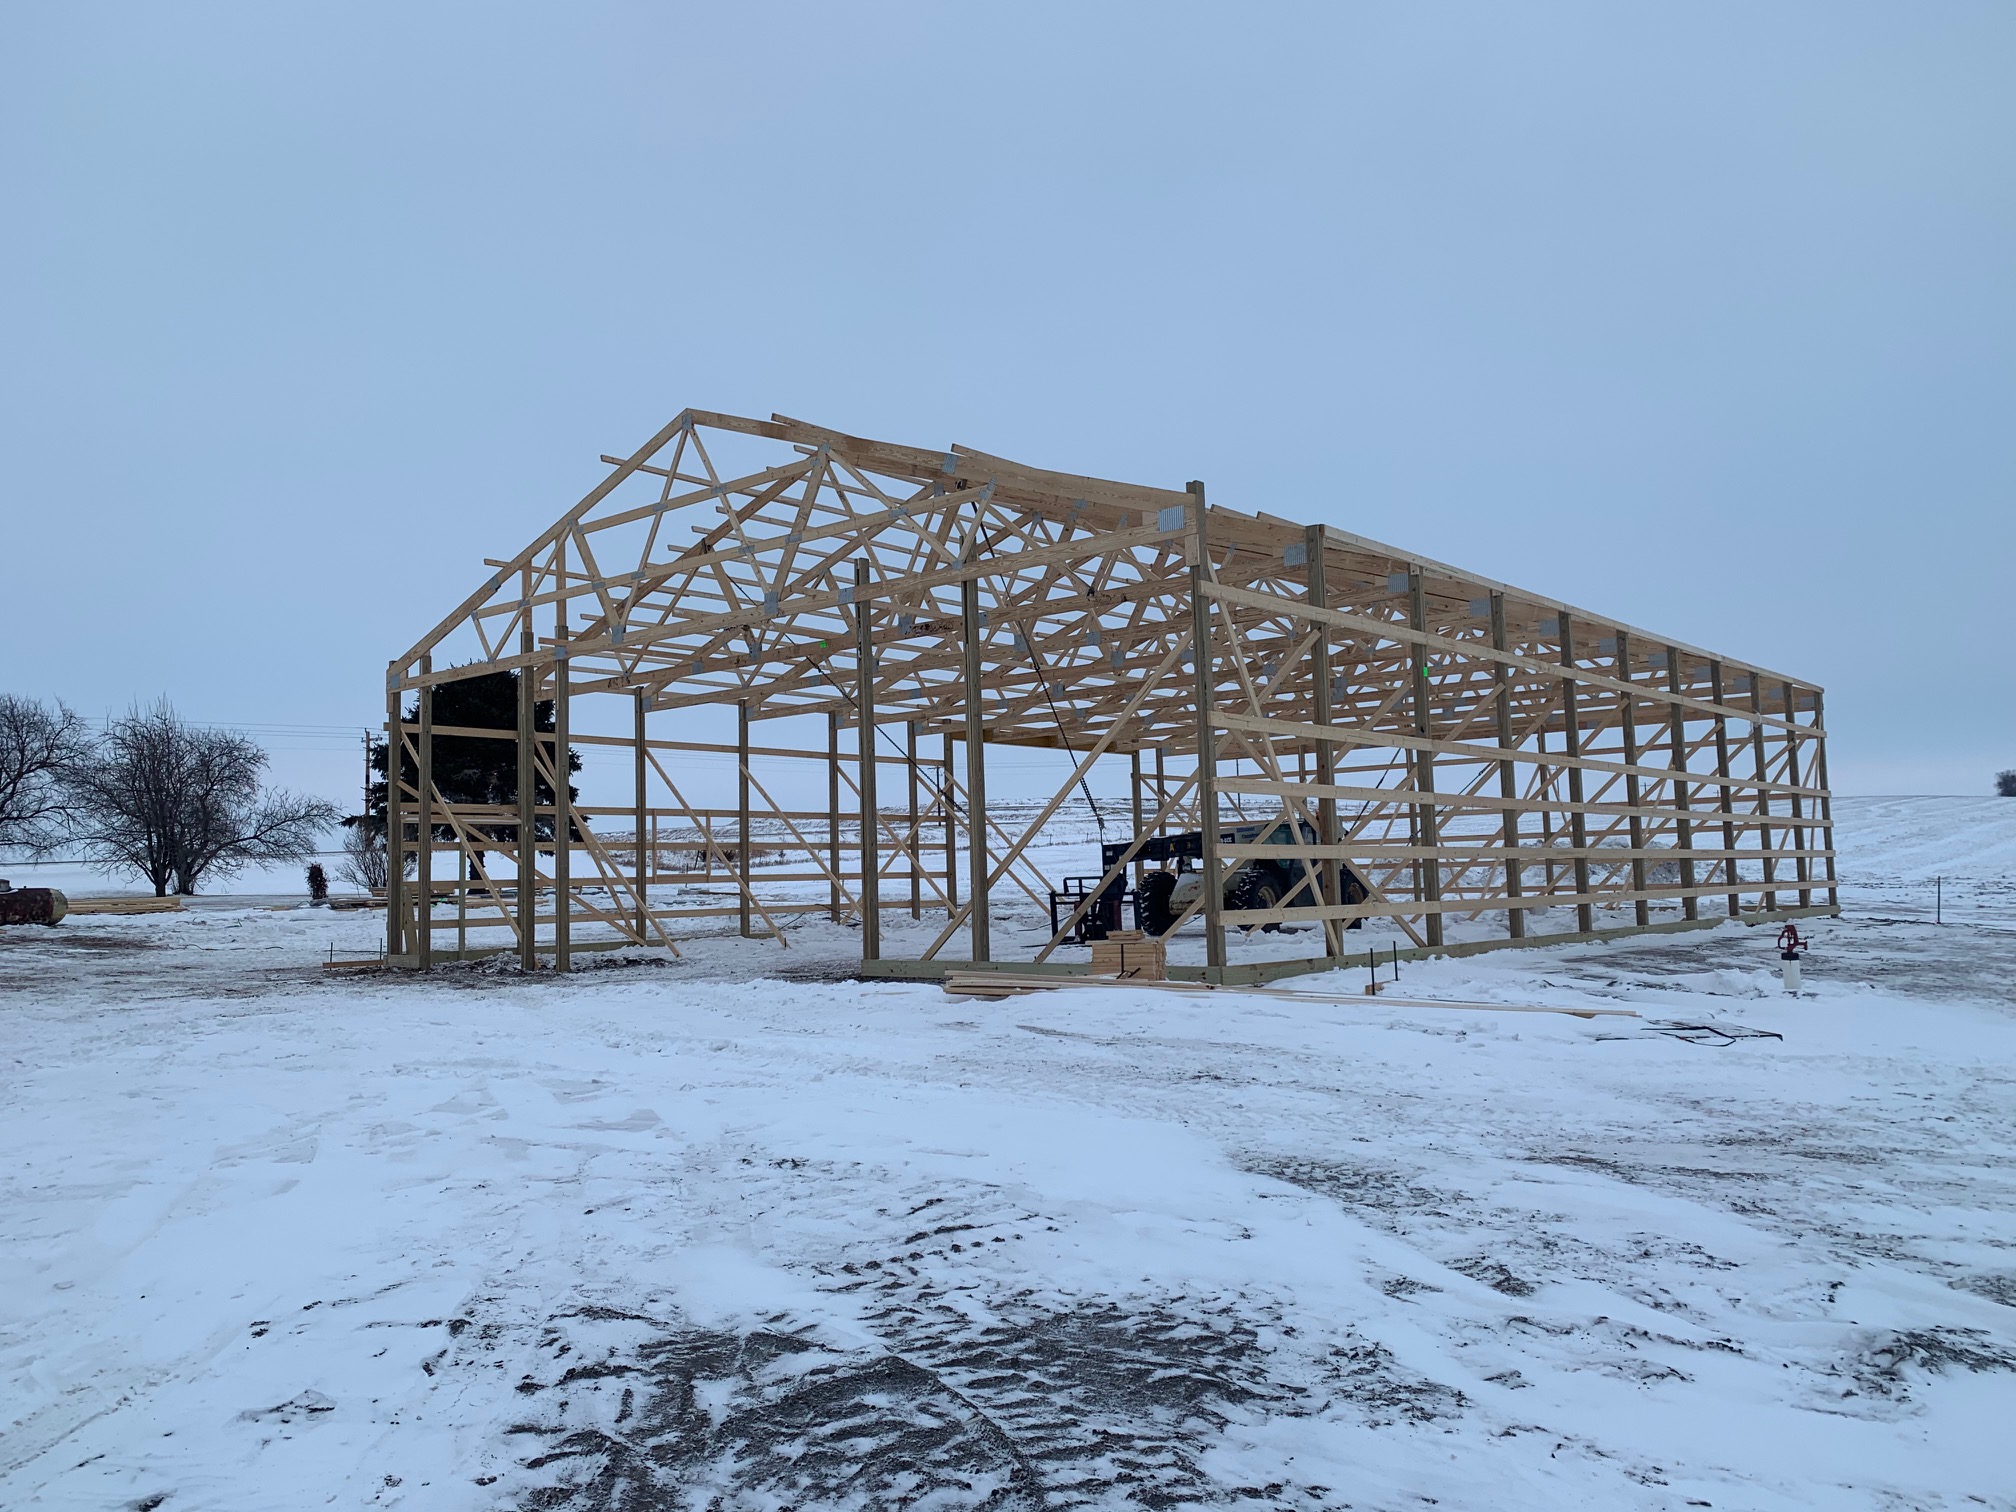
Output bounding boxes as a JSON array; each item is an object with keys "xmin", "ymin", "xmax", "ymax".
[
  {"xmin": 67, "ymin": 896, "xmax": 183, "ymax": 916},
  {"xmin": 1088, "ymin": 930, "xmax": 1166, "ymax": 980}
]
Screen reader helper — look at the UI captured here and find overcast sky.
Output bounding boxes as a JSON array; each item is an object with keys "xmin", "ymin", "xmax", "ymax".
[{"xmin": 4, "ymin": 2, "xmax": 2009, "ymax": 810}]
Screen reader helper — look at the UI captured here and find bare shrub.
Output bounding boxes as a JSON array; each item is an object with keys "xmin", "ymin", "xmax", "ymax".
[{"xmin": 335, "ymin": 818, "xmax": 405, "ymax": 893}]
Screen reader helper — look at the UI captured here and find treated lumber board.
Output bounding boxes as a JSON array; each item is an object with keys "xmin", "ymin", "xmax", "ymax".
[
  {"xmin": 1218, "ymin": 875, "xmax": 1837, "ymax": 925},
  {"xmin": 941, "ymin": 973, "xmax": 1638, "ymax": 1019},
  {"xmin": 1215, "ymin": 842, "xmax": 1833, "ymax": 863},
  {"xmin": 1214, "ymin": 775, "xmax": 1788, "ymax": 823},
  {"xmin": 398, "ymin": 411, "xmax": 697, "ymax": 668},
  {"xmin": 1211, "ymin": 710, "xmax": 1826, "ymax": 802},
  {"xmin": 1199, "ymin": 580, "xmax": 1819, "ymax": 736},
  {"xmin": 491, "ymin": 520, "xmax": 1194, "ymax": 698},
  {"xmin": 1299, "ymin": 527, "xmax": 1811, "ymax": 692},
  {"xmin": 66, "ymin": 896, "xmax": 185, "ymax": 915}
]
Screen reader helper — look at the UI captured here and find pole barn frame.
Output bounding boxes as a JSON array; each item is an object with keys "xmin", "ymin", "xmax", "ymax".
[{"xmin": 381, "ymin": 409, "xmax": 1837, "ymax": 982}]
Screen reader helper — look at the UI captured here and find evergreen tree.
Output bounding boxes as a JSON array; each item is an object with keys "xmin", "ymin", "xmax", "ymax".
[{"xmin": 345, "ymin": 670, "xmax": 581, "ymax": 844}]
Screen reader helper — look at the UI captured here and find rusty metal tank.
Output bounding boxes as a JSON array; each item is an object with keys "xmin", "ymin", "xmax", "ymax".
[{"xmin": 0, "ymin": 882, "xmax": 68, "ymax": 925}]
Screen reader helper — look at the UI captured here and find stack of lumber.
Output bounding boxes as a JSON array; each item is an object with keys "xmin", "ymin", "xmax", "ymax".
[
  {"xmin": 67, "ymin": 896, "xmax": 184, "ymax": 916},
  {"xmin": 943, "ymin": 971, "xmax": 1635, "ymax": 1020},
  {"xmin": 1088, "ymin": 930, "xmax": 1166, "ymax": 981}
]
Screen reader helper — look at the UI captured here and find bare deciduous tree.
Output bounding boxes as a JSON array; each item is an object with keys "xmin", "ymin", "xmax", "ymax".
[
  {"xmin": 0, "ymin": 695, "xmax": 92, "ymax": 853},
  {"xmin": 65, "ymin": 700, "xmax": 342, "ymax": 895},
  {"xmin": 336, "ymin": 818, "xmax": 395, "ymax": 894}
]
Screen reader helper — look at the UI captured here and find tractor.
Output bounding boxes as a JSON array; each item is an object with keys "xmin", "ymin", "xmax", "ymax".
[{"xmin": 1047, "ymin": 818, "xmax": 1368, "ymax": 945}]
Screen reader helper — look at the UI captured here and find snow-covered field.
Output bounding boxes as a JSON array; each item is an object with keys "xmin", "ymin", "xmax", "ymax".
[{"xmin": 3, "ymin": 796, "xmax": 2014, "ymax": 1510}]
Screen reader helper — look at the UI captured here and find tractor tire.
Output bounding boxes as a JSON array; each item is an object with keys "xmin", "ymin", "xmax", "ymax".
[
  {"xmin": 1231, "ymin": 870, "xmax": 1284, "ymax": 933},
  {"xmin": 1341, "ymin": 868, "xmax": 1368, "ymax": 930},
  {"xmin": 1138, "ymin": 870, "xmax": 1178, "ymax": 937}
]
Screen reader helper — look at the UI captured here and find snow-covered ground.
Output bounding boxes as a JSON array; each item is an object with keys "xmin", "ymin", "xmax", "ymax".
[{"xmin": 2, "ymin": 796, "xmax": 2014, "ymax": 1510}]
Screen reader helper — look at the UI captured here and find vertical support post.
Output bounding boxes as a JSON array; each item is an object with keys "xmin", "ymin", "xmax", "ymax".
[
  {"xmin": 907, "ymin": 719, "xmax": 921, "ymax": 920},
  {"xmin": 1558, "ymin": 614, "xmax": 1595, "ymax": 935},
  {"xmin": 1154, "ymin": 745, "xmax": 1167, "ymax": 841},
  {"xmin": 1406, "ymin": 570, "xmax": 1443, "ymax": 947},
  {"xmin": 516, "ymin": 645, "xmax": 537, "ymax": 970},
  {"xmin": 633, "ymin": 689, "xmax": 648, "ymax": 943},
  {"xmin": 553, "ymin": 645, "xmax": 571, "ymax": 973},
  {"xmin": 456, "ymin": 846, "xmax": 467, "ymax": 958},
  {"xmin": 1130, "ymin": 749, "xmax": 1146, "ymax": 888},
  {"xmin": 1537, "ymin": 730, "xmax": 1556, "ymax": 900},
  {"xmin": 1615, "ymin": 631, "xmax": 1650, "ymax": 927},
  {"xmin": 855, "ymin": 560, "xmax": 881, "ymax": 962},
  {"xmin": 828, "ymin": 712, "xmax": 843, "ymax": 922},
  {"xmin": 1783, "ymin": 682, "xmax": 1812, "ymax": 908},
  {"xmin": 1710, "ymin": 660, "xmax": 1740, "ymax": 917},
  {"xmin": 1489, "ymin": 593, "xmax": 1524, "ymax": 939},
  {"xmin": 416, "ymin": 656, "xmax": 433, "ymax": 970},
  {"xmin": 1664, "ymin": 646, "xmax": 1699, "ymax": 921},
  {"xmin": 1307, "ymin": 526, "xmax": 1342, "ymax": 959},
  {"xmin": 1812, "ymin": 690, "xmax": 1838, "ymax": 908},
  {"xmin": 1749, "ymin": 675, "xmax": 1777, "ymax": 913},
  {"xmin": 1188, "ymin": 480, "xmax": 1225, "ymax": 979},
  {"xmin": 738, "ymin": 699, "xmax": 753, "ymax": 939},
  {"xmin": 942, "ymin": 732, "xmax": 958, "ymax": 913},
  {"xmin": 385, "ymin": 675, "xmax": 405, "ymax": 962},
  {"xmin": 550, "ymin": 544, "xmax": 568, "ymax": 972},
  {"xmin": 961, "ymin": 556, "xmax": 989, "ymax": 962}
]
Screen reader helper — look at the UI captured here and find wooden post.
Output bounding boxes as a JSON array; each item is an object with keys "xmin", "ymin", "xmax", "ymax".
[
  {"xmin": 1130, "ymin": 747, "xmax": 1145, "ymax": 888},
  {"xmin": 385, "ymin": 676, "xmax": 405, "ymax": 962},
  {"xmin": 1490, "ymin": 593, "xmax": 1524, "ymax": 938},
  {"xmin": 551, "ymin": 546, "xmax": 570, "ymax": 972},
  {"xmin": 907, "ymin": 719, "xmax": 921, "ymax": 920},
  {"xmin": 1749, "ymin": 675, "xmax": 1777, "ymax": 913},
  {"xmin": 855, "ymin": 560, "xmax": 881, "ymax": 961},
  {"xmin": 456, "ymin": 846, "xmax": 467, "ymax": 958},
  {"xmin": 1784, "ymin": 681, "xmax": 1812, "ymax": 908},
  {"xmin": 738, "ymin": 699, "xmax": 753, "ymax": 938},
  {"xmin": 1307, "ymin": 526, "xmax": 1342, "ymax": 959},
  {"xmin": 1812, "ymin": 690, "xmax": 1838, "ymax": 908},
  {"xmin": 829, "ymin": 712, "xmax": 843, "ymax": 922},
  {"xmin": 1537, "ymin": 731, "xmax": 1556, "ymax": 900},
  {"xmin": 633, "ymin": 689, "xmax": 648, "ymax": 943},
  {"xmin": 1155, "ymin": 745, "xmax": 1167, "ymax": 844},
  {"xmin": 942, "ymin": 732, "xmax": 958, "ymax": 913},
  {"xmin": 1558, "ymin": 614, "xmax": 1595, "ymax": 935},
  {"xmin": 1615, "ymin": 632, "xmax": 1650, "ymax": 927},
  {"xmin": 1664, "ymin": 646, "xmax": 1699, "ymax": 922},
  {"xmin": 1710, "ymin": 659, "xmax": 1740, "ymax": 918},
  {"xmin": 553, "ymin": 647, "xmax": 571, "ymax": 972},
  {"xmin": 1407, "ymin": 570, "xmax": 1443, "ymax": 947},
  {"xmin": 416, "ymin": 656, "xmax": 433, "ymax": 970},
  {"xmin": 516, "ymin": 644, "xmax": 537, "ymax": 970},
  {"xmin": 1189, "ymin": 481, "xmax": 1225, "ymax": 979},
  {"xmin": 961, "ymin": 556, "xmax": 990, "ymax": 962}
]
